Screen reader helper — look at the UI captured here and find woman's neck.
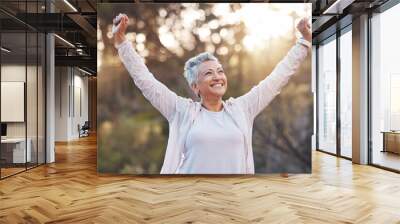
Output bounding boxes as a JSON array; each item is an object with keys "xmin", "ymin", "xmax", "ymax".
[{"xmin": 201, "ymin": 97, "xmax": 223, "ymax": 112}]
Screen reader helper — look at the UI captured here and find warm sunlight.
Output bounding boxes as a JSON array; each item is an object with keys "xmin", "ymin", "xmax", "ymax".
[
  {"xmin": 239, "ymin": 5, "xmax": 294, "ymax": 49},
  {"xmin": 97, "ymin": 3, "xmax": 311, "ymax": 70},
  {"xmin": 157, "ymin": 3, "xmax": 311, "ymax": 53},
  {"xmin": 238, "ymin": 4, "xmax": 311, "ymax": 50}
]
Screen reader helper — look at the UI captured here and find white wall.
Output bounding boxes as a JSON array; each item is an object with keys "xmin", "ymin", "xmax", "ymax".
[
  {"xmin": 55, "ymin": 67, "xmax": 69, "ymax": 141},
  {"xmin": 1, "ymin": 65, "xmax": 35, "ymax": 138},
  {"xmin": 1, "ymin": 65, "xmax": 26, "ymax": 142},
  {"xmin": 1, "ymin": 63, "xmax": 46, "ymax": 164},
  {"xmin": 55, "ymin": 67, "xmax": 89, "ymax": 141},
  {"xmin": 72, "ymin": 73, "xmax": 89, "ymax": 138}
]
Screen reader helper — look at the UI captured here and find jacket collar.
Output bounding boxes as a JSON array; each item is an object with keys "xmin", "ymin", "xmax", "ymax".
[{"xmin": 193, "ymin": 100, "xmax": 234, "ymax": 120}]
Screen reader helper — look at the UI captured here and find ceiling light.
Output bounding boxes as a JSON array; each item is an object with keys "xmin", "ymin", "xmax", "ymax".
[
  {"xmin": 78, "ymin": 67, "xmax": 93, "ymax": 76},
  {"xmin": 323, "ymin": 0, "xmax": 355, "ymax": 15},
  {"xmin": 63, "ymin": 0, "xmax": 78, "ymax": 12},
  {"xmin": 54, "ymin": 34, "xmax": 75, "ymax": 48},
  {"xmin": 1, "ymin": 47, "xmax": 11, "ymax": 53}
]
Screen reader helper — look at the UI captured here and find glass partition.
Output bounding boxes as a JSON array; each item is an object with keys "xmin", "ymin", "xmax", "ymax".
[
  {"xmin": 0, "ymin": 0, "xmax": 46, "ymax": 179},
  {"xmin": 1, "ymin": 30, "xmax": 28, "ymax": 177},
  {"xmin": 27, "ymin": 31, "xmax": 38, "ymax": 169},
  {"xmin": 38, "ymin": 32, "xmax": 45, "ymax": 165}
]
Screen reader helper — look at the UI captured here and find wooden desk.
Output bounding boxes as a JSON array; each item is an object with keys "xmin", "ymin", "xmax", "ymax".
[
  {"xmin": 382, "ymin": 131, "xmax": 400, "ymax": 154},
  {"xmin": 1, "ymin": 138, "xmax": 31, "ymax": 163}
]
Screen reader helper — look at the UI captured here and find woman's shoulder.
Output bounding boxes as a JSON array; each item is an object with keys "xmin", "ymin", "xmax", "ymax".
[
  {"xmin": 176, "ymin": 96, "xmax": 197, "ymax": 112},
  {"xmin": 224, "ymin": 97, "xmax": 247, "ymax": 114},
  {"xmin": 225, "ymin": 97, "xmax": 237, "ymax": 106}
]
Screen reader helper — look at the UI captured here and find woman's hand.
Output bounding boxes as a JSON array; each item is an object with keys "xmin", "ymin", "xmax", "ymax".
[
  {"xmin": 114, "ymin": 14, "xmax": 129, "ymax": 46},
  {"xmin": 296, "ymin": 18, "xmax": 311, "ymax": 43}
]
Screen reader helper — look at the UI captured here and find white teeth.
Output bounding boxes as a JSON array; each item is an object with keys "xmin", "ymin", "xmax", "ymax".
[{"xmin": 211, "ymin": 83, "xmax": 223, "ymax": 87}]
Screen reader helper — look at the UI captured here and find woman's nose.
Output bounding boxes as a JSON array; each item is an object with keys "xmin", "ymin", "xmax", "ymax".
[
  {"xmin": 212, "ymin": 71, "xmax": 223, "ymax": 79},
  {"xmin": 212, "ymin": 75, "xmax": 221, "ymax": 81}
]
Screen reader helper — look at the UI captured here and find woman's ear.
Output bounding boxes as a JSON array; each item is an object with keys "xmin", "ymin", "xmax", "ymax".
[{"xmin": 191, "ymin": 83, "xmax": 200, "ymax": 98}]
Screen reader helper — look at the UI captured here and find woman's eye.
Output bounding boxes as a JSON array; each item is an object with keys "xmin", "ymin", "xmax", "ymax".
[
  {"xmin": 218, "ymin": 70, "xmax": 224, "ymax": 73},
  {"xmin": 206, "ymin": 72, "xmax": 212, "ymax": 76}
]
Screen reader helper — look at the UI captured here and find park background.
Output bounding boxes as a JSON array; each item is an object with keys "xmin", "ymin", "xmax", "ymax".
[{"xmin": 97, "ymin": 3, "xmax": 312, "ymax": 174}]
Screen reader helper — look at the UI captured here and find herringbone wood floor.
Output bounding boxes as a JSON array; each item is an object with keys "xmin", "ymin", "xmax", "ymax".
[{"xmin": 0, "ymin": 135, "xmax": 400, "ymax": 224}]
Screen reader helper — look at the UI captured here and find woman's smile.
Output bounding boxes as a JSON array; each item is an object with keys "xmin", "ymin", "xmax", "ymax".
[
  {"xmin": 195, "ymin": 60, "xmax": 228, "ymax": 99},
  {"xmin": 210, "ymin": 82, "xmax": 224, "ymax": 88}
]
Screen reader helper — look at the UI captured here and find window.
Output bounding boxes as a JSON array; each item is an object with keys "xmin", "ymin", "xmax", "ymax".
[
  {"xmin": 339, "ymin": 28, "xmax": 352, "ymax": 158},
  {"xmin": 318, "ymin": 36, "xmax": 337, "ymax": 154},
  {"xmin": 371, "ymin": 3, "xmax": 400, "ymax": 171}
]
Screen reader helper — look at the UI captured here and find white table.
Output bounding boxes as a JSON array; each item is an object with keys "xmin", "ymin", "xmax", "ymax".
[{"xmin": 1, "ymin": 138, "xmax": 31, "ymax": 163}]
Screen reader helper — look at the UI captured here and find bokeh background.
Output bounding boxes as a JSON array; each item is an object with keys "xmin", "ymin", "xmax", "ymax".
[{"xmin": 97, "ymin": 3, "xmax": 312, "ymax": 174}]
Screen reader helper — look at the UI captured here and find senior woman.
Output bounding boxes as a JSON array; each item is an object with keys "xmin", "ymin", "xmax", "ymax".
[{"xmin": 114, "ymin": 14, "xmax": 311, "ymax": 174}]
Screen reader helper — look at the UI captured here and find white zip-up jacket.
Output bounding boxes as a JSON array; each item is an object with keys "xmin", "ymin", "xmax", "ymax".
[{"xmin": 117, "ymin": 38, "xmax": 311, "ymax": 174}]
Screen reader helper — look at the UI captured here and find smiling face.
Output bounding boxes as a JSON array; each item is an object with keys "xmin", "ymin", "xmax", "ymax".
[{"xmin": 191, "ymin": 60, "xmax": 228, "ymax": 100}]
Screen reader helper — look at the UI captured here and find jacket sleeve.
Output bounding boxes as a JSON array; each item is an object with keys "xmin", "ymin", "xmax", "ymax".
[
  {"xmin": 234, "ymin": 38, "xmax": 311, "ymax": 121},
  {"xmin": 117, "ymin": 40, "xmax": 179, "ymax": 122}
]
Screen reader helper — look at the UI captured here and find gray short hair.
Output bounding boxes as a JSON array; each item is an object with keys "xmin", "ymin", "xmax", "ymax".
[{"xmin": 183, "ymin": 52, "xmax": 219, "ymax": 86}]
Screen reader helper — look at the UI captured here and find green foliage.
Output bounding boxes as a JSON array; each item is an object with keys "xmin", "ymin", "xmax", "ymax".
[{"xmin": 98, "ymin": 113, "xmax": 166, "ymax": 173}]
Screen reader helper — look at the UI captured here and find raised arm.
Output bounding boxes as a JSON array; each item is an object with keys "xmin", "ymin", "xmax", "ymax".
[
  {"xmin": 234, "ymin": 18, "xmax": 311, "ymax": 121},
  {"xmin": 114, "ymin": 14, "xmax": 181, "ymax": 122}
]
